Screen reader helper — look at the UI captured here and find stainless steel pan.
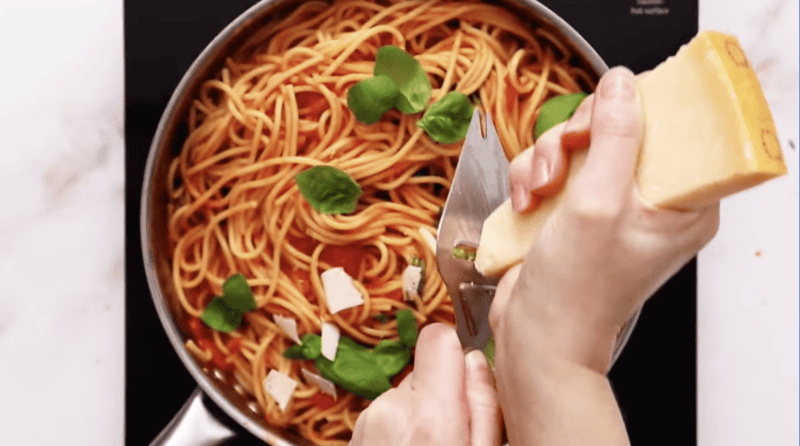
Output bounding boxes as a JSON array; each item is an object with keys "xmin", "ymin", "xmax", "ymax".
[{"xmin": 139, "ymin": 1, "xmax": 630, "ymax": 444}]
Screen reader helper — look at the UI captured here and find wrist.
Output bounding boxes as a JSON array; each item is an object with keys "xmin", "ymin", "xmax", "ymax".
[
  {"xmin": 495, "ymin": 294, "xmax": 621, "ymax": 374},
  {"xmin": 492, "ymin": 333, "xmax": 630, "ymax": 446}
]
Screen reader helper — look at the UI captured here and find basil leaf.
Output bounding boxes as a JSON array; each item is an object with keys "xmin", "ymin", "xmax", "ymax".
[
  {"xmin": 374, "ymin": 46, "xmax": 432, "ymax": 114},
  {"xmin": 371, "ymin": 340, "xmax": 411, "ymax": 376},
  {"xmin": 282, "ymin": 344, "xmax": 307, "ymax": 360},
  {"xmin": 295, "ymin": 165, "xmax": 362, "ymax": 214},
  {"xmin": 483, "ymin": 336, "xmax": 495, "ymax": 370},
  {"xmin": 347, "ymin": 75, "xmax": 400, "ymax": 124},
  {"xmin": 337, "ymin": 335, "xmax": 367, "ymax": 352},
  {"xmin": 374, "ymin": 313, "xmax": 389, "ymax": 323},
  {"xmin": 222, "ymin": 273, "xmax": 256, "ymax": 312},
  {"xmin": 416, "ymin": 91, "xmax": 475, "ymax": 143},
  {"xmin": 395, "ymin": 309, "xmax": 418, "ymax": 347},
  {"xmin": 534, "ymin": 92, "xmax": 588, "ymax": 139},
  {"xmin": 282, "ymin": 334, "xmax": 323, "ymax": 360},
  {"xmin": 201, "ymin": 297, "xmax": 243, "ymax": 333},
  {"xmin": 299, "ymin": 334, "xmax": 323, "ymax": 360},
  {"xmin": 284, "ymin": 330, "xmax": 412, "ymax": 400},
  {"xmin": 316, "ymin": 347, "xmax": 391, "ymax": 400}
]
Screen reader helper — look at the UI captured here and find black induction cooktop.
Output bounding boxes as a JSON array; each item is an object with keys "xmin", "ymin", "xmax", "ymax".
[{"xmin": 125, "ymin": 1, "xmax": 698, "ymax": 444}]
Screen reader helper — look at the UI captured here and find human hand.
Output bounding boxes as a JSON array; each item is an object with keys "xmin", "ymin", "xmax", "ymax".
[
  {"xmin": 490, "ymin": 66, "xmax": 720, "ymax": 374},
  {"xmin": 349, "ymin": 323, "xmax": 499, "ymax": 446}
]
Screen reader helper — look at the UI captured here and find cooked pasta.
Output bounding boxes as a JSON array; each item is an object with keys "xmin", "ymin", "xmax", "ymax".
[{"xmin": 166, "ymin": 0, "xmax": 595, "ymax": 444}]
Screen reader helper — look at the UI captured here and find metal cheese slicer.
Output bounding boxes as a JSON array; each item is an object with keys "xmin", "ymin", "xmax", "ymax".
[{"xmin": 435, "ymin": 110, "xmax": 508, "ymax": 352}]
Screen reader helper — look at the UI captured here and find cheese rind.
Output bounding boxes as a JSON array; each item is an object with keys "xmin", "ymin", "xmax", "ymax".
[
  {"xmin": 636, "ymin": 30, "xmax": 786, "ymax": 209},
  {"xmin": 475, "ymin": 31, "xmax": 787, "ymax": 277}
]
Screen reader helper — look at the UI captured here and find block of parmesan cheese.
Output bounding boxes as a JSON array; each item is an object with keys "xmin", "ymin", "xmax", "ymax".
[
  {"xmin": 475, "ymin": 31, "xmax": 787, "ymax": 277},
  {"xmin": 637, "ymin": 31, "xmax": 786, "ymax": 208}
]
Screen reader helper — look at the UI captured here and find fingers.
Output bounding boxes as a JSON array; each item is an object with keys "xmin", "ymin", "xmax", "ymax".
[
  {"xmin": 509, "ymin": 123, "xmax": 568, "ymax": 212},
  {"xmin": 350, "ymin": 384, "xmax": 413, "ymax": 445},
  {"xmin": 571, "ymin": 67, "xmax": 644, "ymax": 215},
  {"xmin": 411, "ymin": 323, "xmax": 466, "ymax": 404},
  {"xmin": 509, "ymin": 91, "xmax": 595, "ymax": 213},
  {"xmin": 409, "ymin": 323, "xmax": 470, "ymax": 445},
  {"xmin": 465, "ymin": 350, "xmax": 500, "ymax": 446},
  {"xmin": 509, "ymin": 145, "xmax": 536, "ymax": 212}
]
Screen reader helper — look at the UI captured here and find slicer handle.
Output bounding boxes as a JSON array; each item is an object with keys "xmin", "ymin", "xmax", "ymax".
[{"xmin": 149, "ymin": 387, "xmax": 239, "ymax": 446}]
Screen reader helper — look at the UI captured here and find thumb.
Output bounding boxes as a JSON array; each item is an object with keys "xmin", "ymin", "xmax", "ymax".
[
  {"xmin": 465, "ymin": 350, "xmax": 500, "ymax": 446},
  {"xmin": 571, "ymin": 66, "xmax": 643, "ymax": 213}
]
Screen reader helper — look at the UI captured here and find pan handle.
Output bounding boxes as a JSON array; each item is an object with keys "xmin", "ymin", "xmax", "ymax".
[{"xmin": 150, "ymin": 387, "xmax": 239, "ymax": 446}]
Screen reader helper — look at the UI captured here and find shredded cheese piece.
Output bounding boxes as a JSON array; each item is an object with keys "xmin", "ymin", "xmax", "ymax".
[
  {"xmin": 273, "ymin": 314, "xmax": 302, "ymax": 344},
  {"xmin": 263, "ymin": 369, "xmax": 299, "ymax": 412},
  {"xmin": 321, "ymin": 267, "xmax": 365, "ymax": 314},
  {"xmin": 302, "ymin": 369, "xmax": 338, "ymax": 399},
  {"xmin": 321, "ymin": 321, "xmax": 341, "ymax": 361}
]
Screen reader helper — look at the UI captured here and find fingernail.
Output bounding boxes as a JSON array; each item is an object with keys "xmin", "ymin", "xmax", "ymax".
[
  {"xmin": 599, "ymin": 67, "xmax": 635, "ymax": 101},
  {"xmin": 529, "ymin": 151, "xmax": 551, "ymax": 191},
  {"xmin": 465, "ymin": 349, "xmax": 488, "ymax": 375},
  {"xmin": 511, "ymin": 183, "xmax": 531, "ymax": 213}
]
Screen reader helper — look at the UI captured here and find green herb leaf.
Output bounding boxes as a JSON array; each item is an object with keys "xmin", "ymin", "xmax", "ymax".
[
  {"xmin": 283, "ymin": 330, "xmax": 413, "ymax": 400},
  {"xmin": 222, "ymin": 273, "xmax": 256, "ymax": 312},
  {"xmin": 347, "ymin": 75, "xmax": 400, "ymax": 124},
  {"xmin": 281, "ymin": 334, "xmax": 323, "ymax": 360},
  {"xmin": 410, "ymin": 256, "xmax": 424, "ymax": 268},
  {"xmin": 371, "ymin": 340, "xmax": 411, "ymax": 376},
  {"xmin": 282, "ymin": 344, "xmax": 307, "ymax": 360},
  {"xmin": 395, "ymin": 309, "xmax": 418, "ymax": 347},
  {"xmin": 416, "ymin": 91, "xmax": 475, "ymax": 143},
  {"xmin": 534, "ymin": 92, "xmax": 588, "ymax": 140},
  {"xmin": 374, "ymin": 46, "xmax": 432, "ymax": 114},
  {"xmin": 374, "ymin": 313, "xmax": 389, "ymax": 323},
  {"xmin": 315, "ymin": 351, "xmax": 391, "ymax": 400},
  {"xmin": 295, "ymin": 165, "xmax": 362, "ymax": 214},
  {"xmin": 299, "ymin": 334, "xmax": 323, "ymax": 360},
  {"xmin": 201, "ymin": 297, "xmax": 243, "ymax": 333},
  {"xmin": 483, "ymin": 336, "xmax": 495, "ymax": 370}
]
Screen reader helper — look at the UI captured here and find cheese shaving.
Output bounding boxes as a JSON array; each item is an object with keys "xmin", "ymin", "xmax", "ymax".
[
  {"xmin": 321, "ymin": 321, "xmax": 341, "ymax": 361},
  {"xmin": 263, "ymin": 369, "xmax": 298, "ymax": 411},
  {"xmin": 320, "ymin": 267, "xmax": 365, "ymax": 314},
  {"xmin": 302, "ymin": 369, "xmax": 338, "ymax": 399}
]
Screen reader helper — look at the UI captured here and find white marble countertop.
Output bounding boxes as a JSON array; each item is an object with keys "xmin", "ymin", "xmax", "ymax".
[{"xmin": 0, "ymin": 0, "xmax": 795, "ymax": 444}]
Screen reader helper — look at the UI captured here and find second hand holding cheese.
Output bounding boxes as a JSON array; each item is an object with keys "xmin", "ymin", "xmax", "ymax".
[{"xmin": 475, "ymin": 31, "xmax": 787, "ymax": 277}]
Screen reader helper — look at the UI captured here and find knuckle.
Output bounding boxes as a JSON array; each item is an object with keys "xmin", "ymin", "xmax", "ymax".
[
  {"xmin": 564, "ymin": 189, "xmax": 624, "ymax": 226},
  {"xmin": 593, "ymin": 109, "xmax": 641, "ymax": 139}
]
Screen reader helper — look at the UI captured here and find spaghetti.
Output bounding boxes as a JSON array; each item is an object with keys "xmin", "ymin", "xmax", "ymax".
[{"xmin": 167, "ymin": 0, "xmax": 595, "ymax": 444}]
